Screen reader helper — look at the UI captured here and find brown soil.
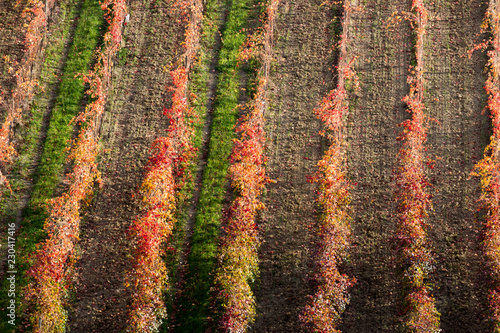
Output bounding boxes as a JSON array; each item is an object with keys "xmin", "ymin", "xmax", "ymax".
[
  {"xmin": 341, "ymin": 1, "xmax": 412, "ymax": 331},
  {"xmin": 253, "ymin": 0, "xmax": 331, "ymax": 331},
  {"xmin": 424, "ymin": 0, "xmax": 490, "ymax": 331},
  {"xmin": 0, "ymin": 0, "xmax": 29, "ymax": 104},
  {"xmin": 67, "ymin": 1, "xmax": 184, "ymax": 331}
]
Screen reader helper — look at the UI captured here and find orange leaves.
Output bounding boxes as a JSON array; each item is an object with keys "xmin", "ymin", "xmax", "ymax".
[
  {"xmin": 215, "ymin": 2, "xmax": 278, "ymax": 331},
  {"xmin": 299, "ymin": 2, "xmax": 356, "ymax": 332},
  {"xmin": 217, "ymin": 194, "xmax": 261, "ymax": 332},
  {"xmin": 315, "ymin": 87, "xmax": 348, "ymax": 134},
  {"xmin": 126, "ymin": 137, "xmax": 175, "ymax": 333},
  {"xmin": 394, "ymin": 1, "xmax": 440, "ymax": 332},
  {"xmin": 164, "ymin": 66, "xmax": 198, "ymax": 181},
  {"xmin": 101, "ymin": 0, "xmax": 127, "ymax": 48},
  {"xmin": 126, "ymin": 1, "xmax": 203, "ymax": 331},
  {"xmin": 402, "ymin": 287, "xmax": 440, "ymax": 332},
  {"xmin": 301, "ymin": 143, "xmax": 355, "ymax": 333}
]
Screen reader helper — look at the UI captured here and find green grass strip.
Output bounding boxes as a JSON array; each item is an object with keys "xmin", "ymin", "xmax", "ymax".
[
  {"xmin": 163, "ymin": 0, "xmax": 218, "ymax": 301},
  {"xmin": 0, "ymin": 0, "xmax": 105, "ymax": 328},
  {"xmin": 162, "ymin": 0, "xmax": 220, "ymax": 329},
  {"xmin": 19, "ymin": 0, "xmax": 104, "ymax": 253},
  {"xmin": 172, "ymin": 0, "xmax": 254, "ymax": 331},
  {"xmin": 27, "ymin": 0, "xmax": 104, "ymax": 219}
]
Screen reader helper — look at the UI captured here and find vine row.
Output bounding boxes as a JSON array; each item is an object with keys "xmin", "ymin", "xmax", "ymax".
[
  {"xmin": 472, "ymin": 0, "xmax": 500, "ymax": 330},
  {"xmin": 395, "ymin": 0, "xmax": 440, "ymax": 331},
  {"xmin": 214, "ymin": 0, "xmax": 278, "ymax": 330},
  {"xmin": 300, "ymin": 1, "xmax": 356, "ymax": 332},
  {"xmin": 0, "ymin": 0, "xmax": 58, "ymax": 191},
  {"xmin": 125, "ymin": 0, "xmax": 203, "ymax": 331}
]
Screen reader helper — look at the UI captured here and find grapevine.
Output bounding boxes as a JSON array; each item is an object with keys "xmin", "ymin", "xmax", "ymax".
[
  {"xmin": 471, "ymin": 0, "xmax": 500, "ymax": 331},
  {"xmin": 395, "ymin": 1, "xmax": 440, "ymax": 331},
  {"xmin": 300, "ymin": 1, "xmax": 357, "ymax": 332},
  {"xmin": 214, "ymin": 1, "xmax": 278, "ymax": 331},
  {"xmin": 125, "ymin": 0, "xmax": 203, "ymax": 331}
]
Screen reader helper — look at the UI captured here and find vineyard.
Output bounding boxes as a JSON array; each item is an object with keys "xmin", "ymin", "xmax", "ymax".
[{"xmin": 0, "ymin": 0, "xmax": 498, "ymax": 332}]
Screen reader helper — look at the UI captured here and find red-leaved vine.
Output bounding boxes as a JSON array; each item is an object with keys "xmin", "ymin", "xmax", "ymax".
[
  {"xmin": 126, "ymin": 137, "xmax": 176, "ymax": 332},
  {"xmin": 471, "ymin": 1, "xmax": 500, "ymax": 331},
  {"xmin": 125, "ymin": 1, "xmax": 203, "ymax": 331},
  {"xmin": 299, "ymin": 1, "xmax": 357, "ymax": 332},
  {"xmin": 395, "ymin": 0, "xmax": 440, "ymax": 331},
  {"xmin": 0, "ymin": 0, "xmax": 58, "ymax": 191},
  {"xmin": 214, "ymin": 1, "xmax": 277, "ymax": 332},
  {"xmin": 23, "ymin": 1, "xmax": 127, "ymax": 331}
]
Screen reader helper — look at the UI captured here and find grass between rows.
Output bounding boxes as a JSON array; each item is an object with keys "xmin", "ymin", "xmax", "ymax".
[
  {"xmin": 163, "ymin": 0, "xmax": 221, "ymax": 324},
  {"xmin": 170, "ymin": 0, "xmax": 258, "ymax": 331},
  {"xmin": 0, "ymin": 0, "xmax": 105, "ymax": 328}
]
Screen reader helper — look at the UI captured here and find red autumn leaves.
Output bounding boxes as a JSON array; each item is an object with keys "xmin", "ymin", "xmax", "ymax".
[
  {"xmin": 395, "ymin": 0, "xmax": 440, "ymax": 331},
  {"xmin": 300, "ymin": 2, "xmax": 356, "ymax": 332},
  {"xmin": 214, "ymin": 1, "xmax": 278, "ymax": 331}
]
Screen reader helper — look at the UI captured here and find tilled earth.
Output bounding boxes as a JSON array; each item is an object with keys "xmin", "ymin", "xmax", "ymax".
[
  {"xmin": 0, "ymin": 0, "xmax": 29, "ymax": 104},
  {"xmin": 253, "ymin": 0, "xmax": 331, "ymax": 331},
  {"xmin": 424, "ymin": 0, "xmax": 489, "ymax": 331}
]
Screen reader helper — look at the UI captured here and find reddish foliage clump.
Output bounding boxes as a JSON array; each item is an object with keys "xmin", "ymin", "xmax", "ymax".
[
  {"xmin": 300, "ymin": 1, "xmax": 357, "ymax": 332},
  {"xmin": 395, "ymin": 1, "xmax": 440, "ymax": 331},
  {"xmin": 125, "ymin": 1, "xmax": 203, "ymax": 331},
  {"xmin": 472, "ymin": 1, "xmax": 500, "ymax": 331}
]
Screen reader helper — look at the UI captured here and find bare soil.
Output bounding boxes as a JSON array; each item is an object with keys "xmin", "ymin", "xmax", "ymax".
[
  {"xmin": 253, "ymin": 0, "xmax": 331, "ymax": 331},
  {"xmin": 341, "ymin": 1, "xmax": 413, "ymax": 331},
  {"xmin": 0, "ymin": 0, "xmax": 29, "ymax": 106},
  {"xmin": 67, "ymin": 1, "xmax": 184, "ymax": 331},
  {"xmin": 424, "ymin": 0, "xmax": 490, "ymax": 331}
]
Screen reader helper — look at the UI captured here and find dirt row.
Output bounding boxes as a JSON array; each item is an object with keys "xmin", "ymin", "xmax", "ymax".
[
  {"xmin": 424, "ymin": 0, "xmax": 489, "ymax": 331},
  {"xmin": 340, "ymin": 1, "xmax": 411, "ymax": 330},
  {"xmin": 67, "ymin": 1, "xmax": 184, "ymax": 331},
  {"xmin": 0, "ymin": 0, "xmax": 30, "ymax": 106},
  {"xmin": 254, "ymin": 0, "xmax": 331, "ymax": 331}
]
